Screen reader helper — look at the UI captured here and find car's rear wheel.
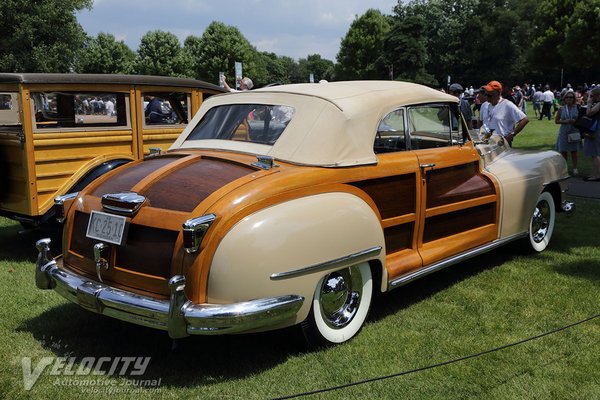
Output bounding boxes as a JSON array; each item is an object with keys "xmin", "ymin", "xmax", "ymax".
[
  {"xmin": 301, "ymin": 262, "xmax": 372, "ymax": 347},
  {"xmin": 528, "ymin": 191, "xmax": 555, "ymax": 252}
]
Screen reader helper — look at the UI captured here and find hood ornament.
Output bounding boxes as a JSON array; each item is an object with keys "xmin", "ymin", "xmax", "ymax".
[{"xmin": 93, "ymin": 243, "xmax": 110, "ymax": 282}]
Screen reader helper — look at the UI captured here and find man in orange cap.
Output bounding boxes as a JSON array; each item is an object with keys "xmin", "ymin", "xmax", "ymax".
[{"xmin": 479, "ymin": 80, "xmax": 529, "ymax": 146}]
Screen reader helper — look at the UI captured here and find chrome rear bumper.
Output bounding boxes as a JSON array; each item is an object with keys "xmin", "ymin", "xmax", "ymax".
[{"xmin": 35, "ymin": 238, "xmax": 304, "ymax": 339}]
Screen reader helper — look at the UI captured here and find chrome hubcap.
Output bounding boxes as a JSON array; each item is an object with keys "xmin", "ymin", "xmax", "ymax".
[
  {"xmin": 532, "ymin": 200, "xmax": 550, "ymax": 243},
  {"xmin": 319, "ymin": 266, "xmax": 362, "ymax": 329}
]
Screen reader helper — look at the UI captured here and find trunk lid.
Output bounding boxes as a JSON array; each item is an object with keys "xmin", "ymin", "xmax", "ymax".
[{"xmin": 64, "ymin": 152, "xmax": 262, "ymax": 297}]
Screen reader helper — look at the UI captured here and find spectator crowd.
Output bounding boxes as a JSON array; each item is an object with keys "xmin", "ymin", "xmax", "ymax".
[{"xmin": 446, "ymin": 81, "xmax": 600, "ymax": 181}]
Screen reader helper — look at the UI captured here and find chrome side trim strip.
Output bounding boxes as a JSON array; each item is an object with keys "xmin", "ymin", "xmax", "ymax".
[
  {"xmin": 270, "ymin": 246, "xmax": 382, "ymax": 281},
  {"xmin": 544, "ymin": 176, "xmax": 570, "ymax": 186},
  {"xmin": 388, "ymin": 233, "xmax": 527, "ymax": 290}
]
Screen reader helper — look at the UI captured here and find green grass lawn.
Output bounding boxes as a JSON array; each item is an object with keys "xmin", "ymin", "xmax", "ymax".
[{"xmin": 1, "ymin": 115, "xmax": 599, "ymax": 399}]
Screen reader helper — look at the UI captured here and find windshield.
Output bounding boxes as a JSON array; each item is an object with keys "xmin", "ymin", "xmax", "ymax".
[{"xmin": 186, "ymin": 104, "xmax": 294, "ymax": 145}]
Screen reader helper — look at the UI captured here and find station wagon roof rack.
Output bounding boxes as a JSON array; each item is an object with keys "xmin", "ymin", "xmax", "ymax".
[{"xmin": 0, "ymin": 73, "xmax": 222, "ymax": 91}]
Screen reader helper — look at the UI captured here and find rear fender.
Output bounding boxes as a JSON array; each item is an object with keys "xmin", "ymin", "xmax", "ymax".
[
  {"xmin": 70, "ymin": 159, "xmax": 131, "ymax": 192},
  {"xmin": 207, "ymin": 192, "xmax": 386, "ymax": 326}
]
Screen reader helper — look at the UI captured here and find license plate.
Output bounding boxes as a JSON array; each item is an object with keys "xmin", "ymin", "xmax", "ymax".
[{"xmin": 86, "ymin": 210, "xmax": 127, "ymax": 245}]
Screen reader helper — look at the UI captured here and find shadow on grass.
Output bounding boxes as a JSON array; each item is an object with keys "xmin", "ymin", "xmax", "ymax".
[
  {"xmin": 368, "ymin": 247, "xmax": 519, "ymax": 323},
  {"xmin": 550, "ymin": 258, "xmax": 600, "ymax": 285},
  {"xmin": 15, "ymin": 249, "xmax": 516, "ymax": 388},
  {"xmin": 18, "ymin": 242, "xmax": 589, "ymax": 389},
  {"xmin": 0, "ymin": 217, "xmax": 63, "ymax": 262},
  {"xmin": 15, "ymin": 246, "xmax": 529, "ymax": 387},
  {"xmin": 17, "ymin": 302, "xmax": 308, "ymax": 387}
]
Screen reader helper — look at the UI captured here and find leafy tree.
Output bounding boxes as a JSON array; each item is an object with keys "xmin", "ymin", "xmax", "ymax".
[
  {"xmin": 529, "ymin": 0, "xmax": 600, "ymax": 84},
  {"xmin": 256, "ymin": 52, "xmax": 289, "ymax": 85},
  {"xmin": 563, "ymin": 0, "xmax": 600, "ymax": 76},
  {"xmin": 0, "ymin": 0, "xmax": 92, "ymax": 72},
  {"xmin": 280, "ymin": 56, "xmax": 304, "ymax": 83},
  {"xmin": 389, "ymin": 0, "xmax": 541, "ymax": 87},
  {"xmin": 180, "ymin": 35, "xmax": 203, "ymax": 79},
  {"xmin": 384, "ymin": 13, "xmax": 437, "ymax": 86},
  {"xmin": 75, "ymin": 33, "xmax": 136, "ymax": 74},
  {"xmin": 188, "ymin": 22, "xmax": 259, "ymax": 86},
  {"xmin": 450, "ymin": 0, "xmax": 521, "ymax": 86},
  {"xmin": 335, "ymin": 9, "xmax": 392, "ymax": 80},
  {"xmin": 299, "ymin": 54, "xmax": 334, "ymax": 82},
  {"xmin": 134, "ymin": 30, "xmax": 185, "ymax": 77}
]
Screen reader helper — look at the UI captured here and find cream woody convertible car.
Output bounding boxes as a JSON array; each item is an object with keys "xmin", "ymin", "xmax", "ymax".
[{"xmin": 35, "ymin": 81, "xmax": 573, "ymax": 345}]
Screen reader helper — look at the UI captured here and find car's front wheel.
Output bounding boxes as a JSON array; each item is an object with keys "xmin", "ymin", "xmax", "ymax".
[
  {"xmin": 528, "ymin": 191, "xmax": 555, "ymax": 252},
  {"xmin": 301, "ymin": 262, "xmax": 372, "ymax": 347}
]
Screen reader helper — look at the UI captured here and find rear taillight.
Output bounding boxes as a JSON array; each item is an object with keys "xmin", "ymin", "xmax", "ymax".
[
  {"xmin": 182, "ymin": 214, "xmax": 216, "ymax": 253},
  {"xmin": 54, "ymin": 192, "xmax": 79, "ymax": 223}
]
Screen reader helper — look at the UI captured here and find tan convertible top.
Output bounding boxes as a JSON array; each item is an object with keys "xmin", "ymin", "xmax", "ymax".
[{"xmin": 172, "ymin": 81, "xmax": 458, "ymax": 167}]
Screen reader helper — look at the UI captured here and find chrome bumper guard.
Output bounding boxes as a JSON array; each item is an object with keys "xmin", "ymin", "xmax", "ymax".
[{"xmin": 35, "ymin": 238, "xmax": 304, "ymax": 339}]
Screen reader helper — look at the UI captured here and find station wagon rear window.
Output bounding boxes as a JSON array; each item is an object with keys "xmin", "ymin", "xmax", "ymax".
[
  {"xmin": 142, "ymin": 92, "xmax": 191, "ymax": 126},
  {"xmin": 186, "ymin": 104, "xmax": 295, "ymax": 145},
  {"xmin": 31, "ymin": 91, "xmax": 129, "ymax": 130},
  {"xmin": 0, "ymin": 93, "xmax": 19, "ymax": 126}
]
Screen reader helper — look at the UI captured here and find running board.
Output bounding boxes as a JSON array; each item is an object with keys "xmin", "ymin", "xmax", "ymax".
[{"xmin": 388, "ymin": 232, "xmax": 528, "ymax": 290}]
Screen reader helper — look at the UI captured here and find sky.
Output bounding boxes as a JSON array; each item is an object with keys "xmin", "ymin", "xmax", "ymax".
[{"xmin": 76, "ymin": 0, "xmax": 400, "ymax": 61}]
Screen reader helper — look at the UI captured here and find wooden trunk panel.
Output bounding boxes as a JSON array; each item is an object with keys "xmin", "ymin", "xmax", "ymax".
[
  {"xmin": 91, "ymin": 156, "xmax": 178, "ymax": 196},
  {"xmin": 143, "ymin": 158, "xmax": 255, "ymax": 212}
]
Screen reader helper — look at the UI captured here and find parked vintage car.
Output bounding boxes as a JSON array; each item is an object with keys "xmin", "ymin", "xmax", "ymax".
[
  {"xmin": 35, "ymin": 81, "xmax": 573, "ymax": 345},
  {"xmin": 0, "ymin": 73, "xmax": 224, "ymax": 227}
]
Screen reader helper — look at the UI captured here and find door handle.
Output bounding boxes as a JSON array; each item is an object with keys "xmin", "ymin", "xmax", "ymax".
[{"xmin": 419, "ymin": 163, "xmax": 435, "ymax": 184}]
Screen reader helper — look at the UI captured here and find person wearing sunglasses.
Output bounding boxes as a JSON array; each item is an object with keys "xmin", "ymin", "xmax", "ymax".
[
  {"xmin": 555, "ymin": 92, "xmax": 581, "ymax": 175},
  {"xmin": 479, "ymin": 80, "xmax": 529, "ymax": 146}
]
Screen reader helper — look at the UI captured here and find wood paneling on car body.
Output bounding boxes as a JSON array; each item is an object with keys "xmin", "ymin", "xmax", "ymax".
[
  {"xmin": 63, "ymin": 145, "xmax": 501, "ymax": 302},
  {"xmin": 425, "ymin": 162, "xmax": 496, "ymax": 209},
  {"xmin": 91, "ymin": 156, "xmax": 180, "ymax": 196},
  {"xmin": 142, "ymin": 157, "xmax": 257, "ymax": 212},
  {"xmin": 423, "ymin": 203, "xmax": 496, "ymax": 242},
  {"xmin": 415, "ymin": 146, "xmax": 501, "ymax": 269},
  {"xmin": 350, "ymin": 174, "xmax": 416, "ymax": 219}
]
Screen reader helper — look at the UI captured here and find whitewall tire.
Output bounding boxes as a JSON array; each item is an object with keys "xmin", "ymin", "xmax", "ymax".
[
  {"xmin": 302, "ymin": 262, "xmax": 372, "ymax": 346},
  {"xmin": 528, "ymin": 191, "xmax": 555, "ymax": 252}
]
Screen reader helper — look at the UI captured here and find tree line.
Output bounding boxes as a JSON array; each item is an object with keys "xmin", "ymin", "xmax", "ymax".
[{"xmin": 1, "ymin": 0, "xmax": 598, "ymax": 88}]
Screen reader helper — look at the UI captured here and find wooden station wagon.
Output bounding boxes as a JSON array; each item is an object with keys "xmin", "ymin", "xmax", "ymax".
[
  {"xmin": 35, "ymin": 81, "xmax": 573, "ymax": 346},
  {"xmin": 0, "ymin": 73, "xmax": 224, "ymax": 227}
]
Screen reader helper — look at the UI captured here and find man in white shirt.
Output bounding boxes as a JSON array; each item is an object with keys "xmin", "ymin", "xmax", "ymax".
[
  {"xmin": 105, "ymin": 98, "xmax": 115, "ymax": 116},
  {"xmin": 540, "ymin": 85, "xmax": 554, "ymax": 120},
  {"xmin": 223, "ymin": 76, "xmax": 253, "ymax": 92},
  {"xmin": 479, "ymin": 80, "xmax": 529, "ymax": 146}
]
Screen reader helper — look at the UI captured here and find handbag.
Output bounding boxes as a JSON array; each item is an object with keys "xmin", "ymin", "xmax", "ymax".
[
  {"xmin": 573, "ymin": 115, "xmax": 598, "ymax": 133},
  {"xmin": 567, "ymin": 131, "xmax": 581, "ymax": 143}
]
